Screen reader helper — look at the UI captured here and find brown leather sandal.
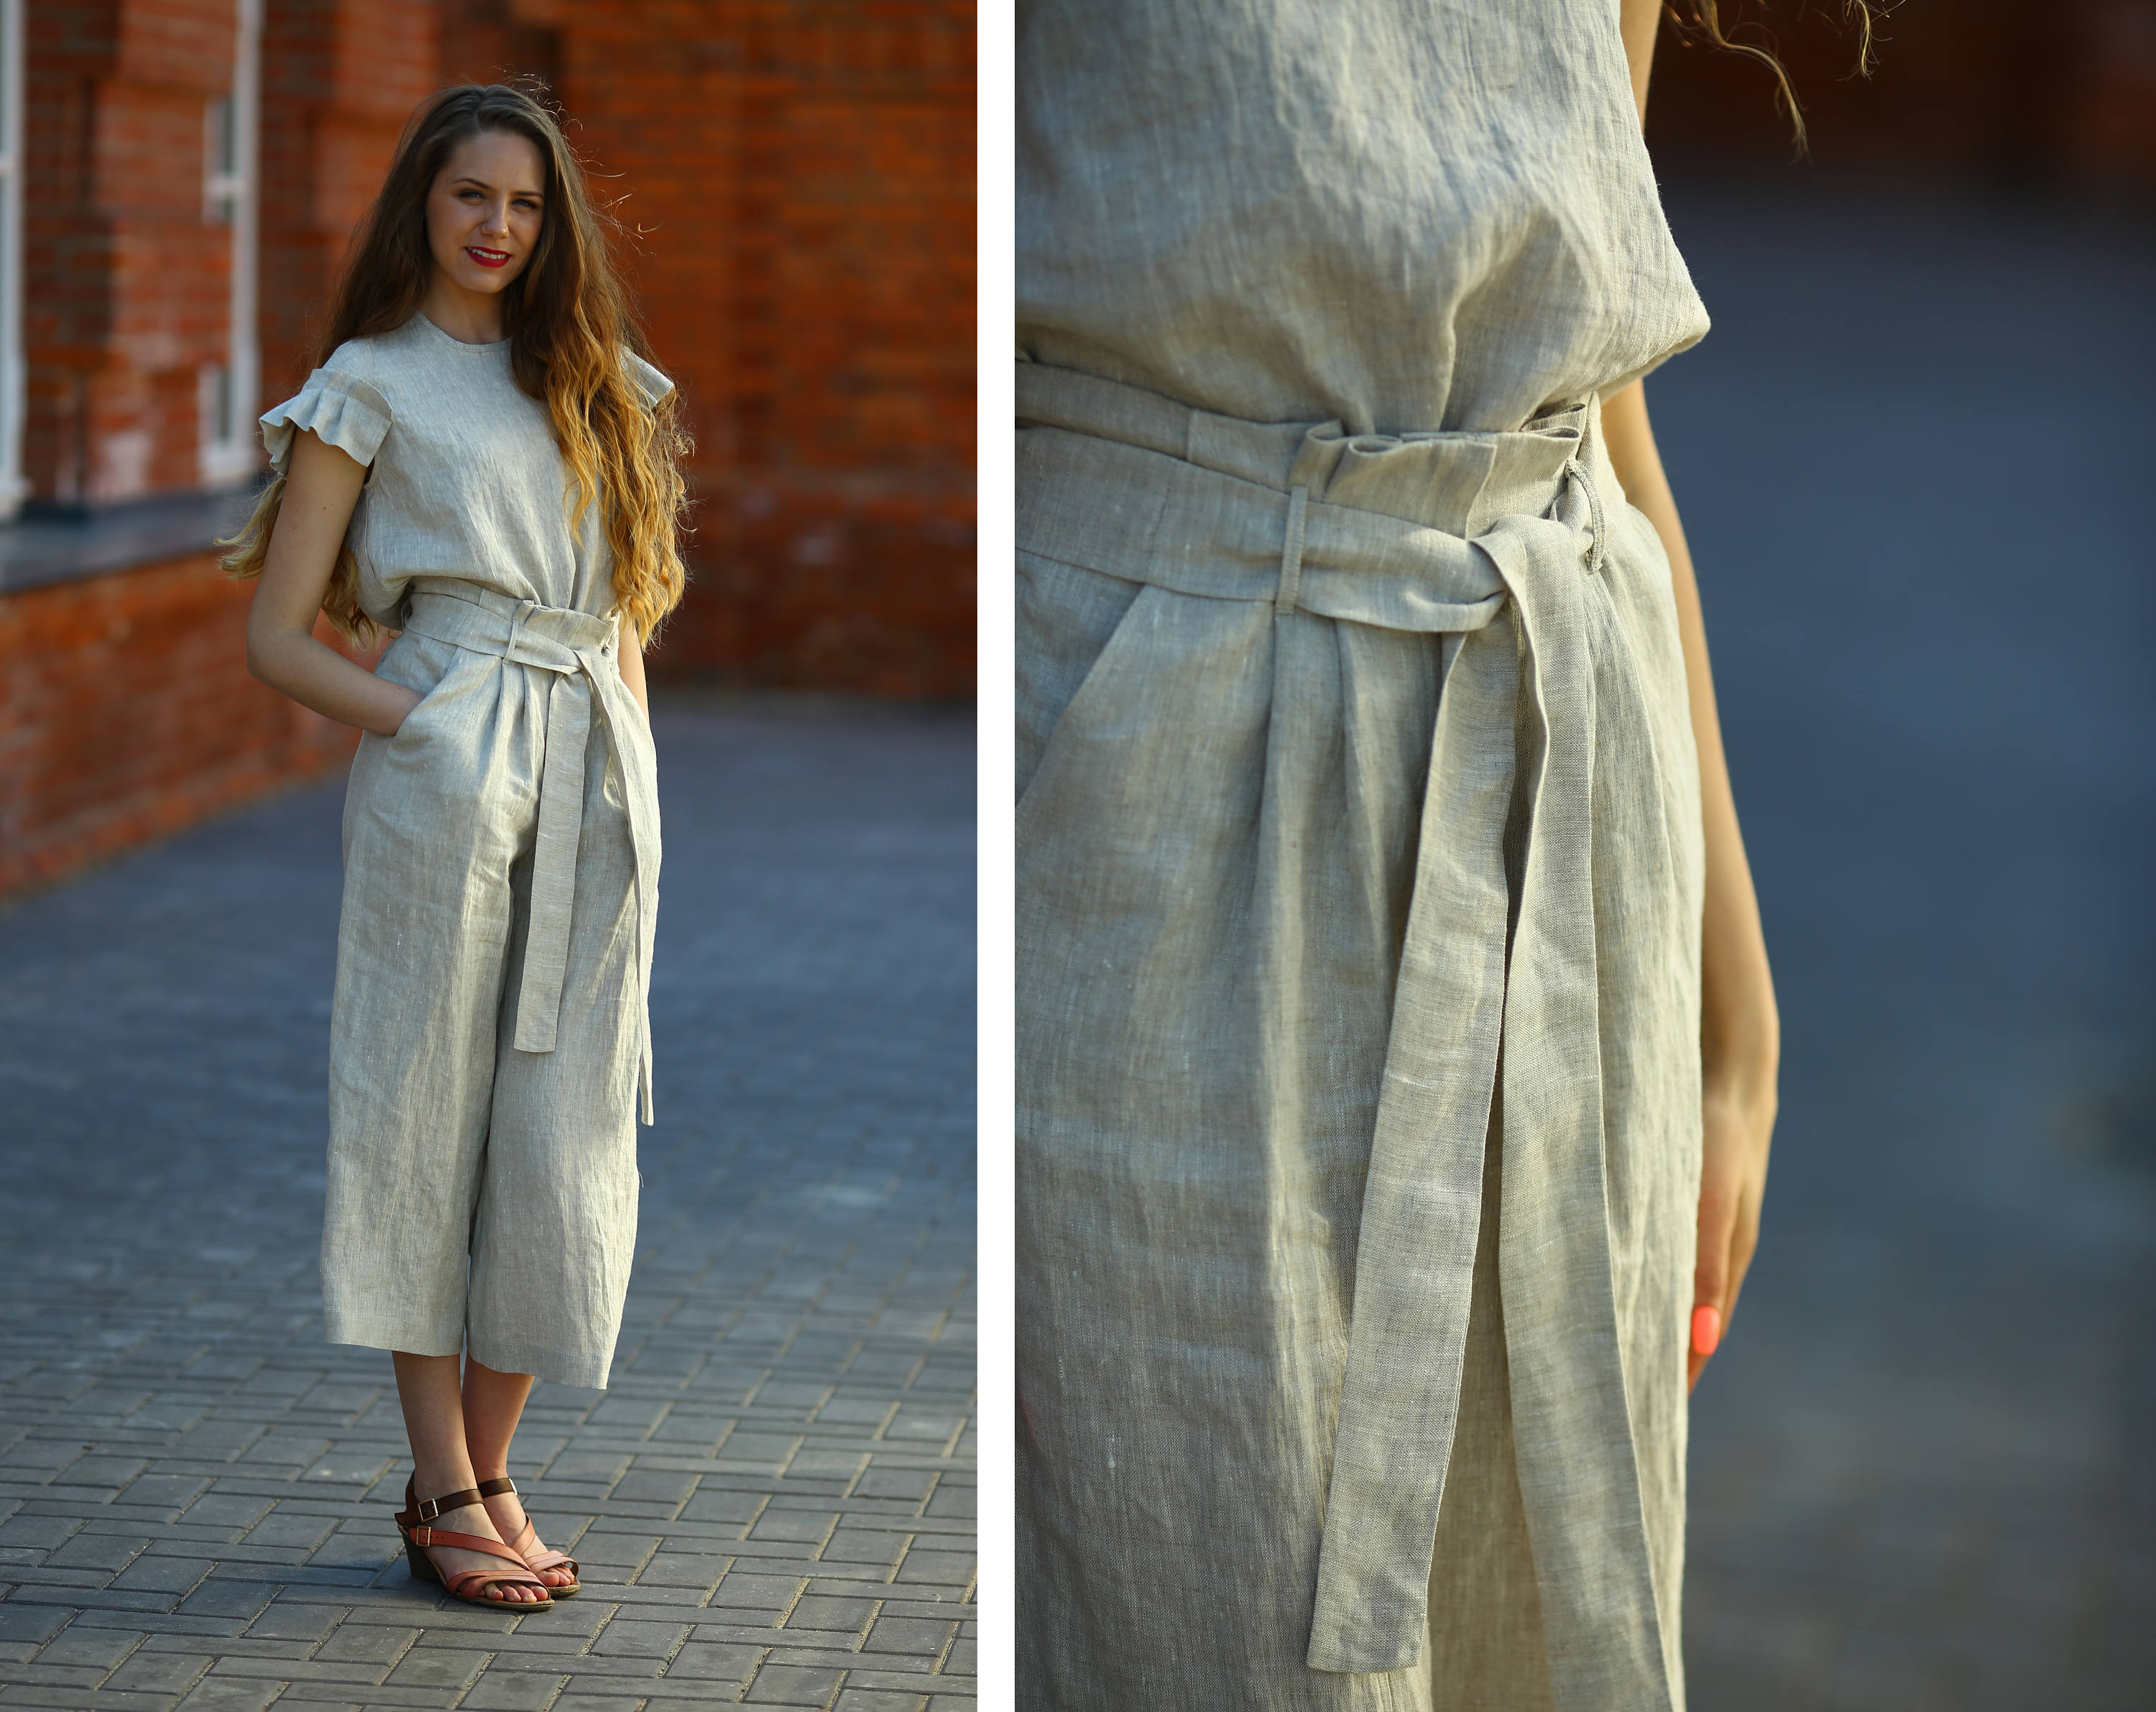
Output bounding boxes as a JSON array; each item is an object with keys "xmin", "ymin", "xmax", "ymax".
[
  {"xmin": 395, "ymin": 1478, "xmax": 553, "ymax": 1609},
  {"xmin": 476, "ymin": 1476, "xmax": 581, "ymax": 1596}
]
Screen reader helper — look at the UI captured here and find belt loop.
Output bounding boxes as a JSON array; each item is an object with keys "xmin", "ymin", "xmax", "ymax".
[
  {"xmin": 1564, "ymin": 457, "xmax": 1608, "ymax": 576},
  {"xmin": 1276, "ymin": 485, "xmax": 1309, "ymax": 616}
]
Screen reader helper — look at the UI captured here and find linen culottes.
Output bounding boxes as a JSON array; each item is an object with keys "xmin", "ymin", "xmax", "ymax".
[
  {"xmin": 321, "ymin": 581, "xmax": 660, "ymax": 1390},
  {"xmin": 1015, "ymin": 363, "xmax": 1705, "ymax": 1711}
]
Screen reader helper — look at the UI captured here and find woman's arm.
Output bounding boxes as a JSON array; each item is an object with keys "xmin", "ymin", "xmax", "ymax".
[
  {"xmin": 1614, "ymin": 0, "xmax": 1782, "ymax": 1391},
  {"xmin": 1602, "ymin": 385, "xmax": 1779, "ymax": 1391},
  {"xmin": 245, "ymin": 428, "xmax": 421, "ymax": 736},
  {"xmin": 615, "ymin": 617, "xmax": 650, "ymax": 719}
]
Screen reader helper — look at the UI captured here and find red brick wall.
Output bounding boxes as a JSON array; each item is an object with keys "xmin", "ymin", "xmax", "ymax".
[
  {"xmin": 24, "ymin": 0, "xmax": 236, "ymax": 502},
  {"xmin": 449, "ymin": 1, "xmax": 978, "ymax": 696},
  {"xmin": 0, "ymin": 560, "xmax": 359, "ymax": 898},
  {"xmin": 258, "ymin": 0, "xmax": 441, "ymax": 404}
]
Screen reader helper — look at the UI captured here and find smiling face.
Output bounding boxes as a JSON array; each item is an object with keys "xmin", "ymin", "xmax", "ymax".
[{"xmin": 423, "ymin": 129, "xmax": 547, "ymax": 300}]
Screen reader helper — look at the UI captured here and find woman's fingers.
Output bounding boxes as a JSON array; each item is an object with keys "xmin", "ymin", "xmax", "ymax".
[
  {"xmin": 1688, "ymin": 1109, "xmax": 1745, "ymax": 1391},
  {"xmin": 1690, "ymin": 1088, "xmax": 1772, "ymax": 1391}
]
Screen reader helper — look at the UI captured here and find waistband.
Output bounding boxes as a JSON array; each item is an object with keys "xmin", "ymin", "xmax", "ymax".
[
  {"xmin": 400, "ymin": 579, "xmax": 658, "ymax": 1124},
  {"xmin": 1015, "ymin": 360, "xmax": 1610, "ymax": 631}
]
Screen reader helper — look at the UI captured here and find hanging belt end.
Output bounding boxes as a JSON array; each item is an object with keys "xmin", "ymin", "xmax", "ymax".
[{"xmin": 511, "ymin": 1007, "xmax": 560, "ymax": 1055}]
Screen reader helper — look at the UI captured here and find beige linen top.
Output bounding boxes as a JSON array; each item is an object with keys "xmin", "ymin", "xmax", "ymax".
[
  {"xmin": 1018, "ymin": 0, "xmax": 1710, "ymax": 435},
  {"xmin": 260, "ymin": 312, "xmax": 673, "ymax": 630}
]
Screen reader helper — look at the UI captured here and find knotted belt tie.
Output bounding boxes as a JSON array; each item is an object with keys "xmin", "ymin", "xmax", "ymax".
[
  {"xmin": 400, "ymin": 581, "xmax": 659, "ymax": 1124},
  {"xmin": 1016, "ymin": 361, "xmax": 1672, "ymax": 1710}
]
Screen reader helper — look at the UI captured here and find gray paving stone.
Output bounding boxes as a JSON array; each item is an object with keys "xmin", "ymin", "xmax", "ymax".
[
  {"xmin": 173, "ymin": 1678, "xmax": 287, "ymax": 1711},
  {"xmin": 862, "ymin": 1618, "xmax": 952, "ymax": 1659},
  {"xmin": 0, "ymin": 1517, "xmax": 85, "ymax": 1555},
  {"xmin": 750, "ymin": 1512, "xmax": 835, "ymax": 1547},
  {"xmin": 34, "ymin": 1624, "xmax": 147, "ymax": 1670},
  {"xmin": 105, "ymin": 1649, "xmax": 216, "ymax": 1693},
  {"xmin": 45, "ymin": 1534, "xmax": 149, "ymax": 1573},
  {"xmin": 745, "ymin": 1661, "xmax": 845, "ymax": 1705},
  {"xmin": 117, "ymin": 1476, "xmax": 213, "ymax": 1515},
  {"xmin": 586, "ymin": 1616, "xmax": 691, "ymax": 1659},
  {"xmin": 891, "ymin": 1552, "xmax": 971, "ymax": 1591},
  {"xmin": 111, "ymin": 1555, "xmax": 213, "ymax": 1595},
  {"xmin": 637, "ymin": 1552, "xmax": 729, "ymax": 1592},
  {"xmin": 819, "ymin": 1534, "xmax": 906, "ymax": 1573},
  {"xmin": 172, "ymin": 1581, "xmax": 275, "ymax": 1621},
  {"xmin": 783, "ymin": 1596, "xmax": 872, "ymax": 1638},
  {"xmin": 707, "ymin": 1573, "xmax": 808, "ymax": 1615},
  {"xmin": 664, "ymin": 1639, "xmax": 764, "ymax": 1683},
  {"xmin": 382, "ymin": 1646, "xmax": 490, "ymax": 1689},
  {"xmin": 459, "ymin": 1672, "xmax": 569, "ymax": 1711},
  {"xmin": 239, "ymin": 1511, "xmax": 337, "ymax": 1552}
]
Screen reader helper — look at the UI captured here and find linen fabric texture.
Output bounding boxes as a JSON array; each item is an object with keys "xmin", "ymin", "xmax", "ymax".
[
  {"xmin": 260, "ymin": 316, "xmax": 671, "ymax": 1390},
  {"xmin": 1015, "ymin": 2, "xmax": 1712, "ymax": 1708}
]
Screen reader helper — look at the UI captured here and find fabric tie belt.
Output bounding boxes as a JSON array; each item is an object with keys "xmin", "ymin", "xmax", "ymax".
[
  {"xmin": 1017, "ymin": 360, "xmax": 1674, "ymax": 1706},
  {"xmin": 401, "ymin": 581, "xmax": 660, "ymax": 1124}
]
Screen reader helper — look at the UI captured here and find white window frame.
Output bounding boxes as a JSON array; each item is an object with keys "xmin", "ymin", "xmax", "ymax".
[
  {"xmin": 199, "ymin": 0, "xmax": 261, "ymax": 489},
  {"xmin": 0, "ymin": 0, "xmax": 25, "ymax": 518}
]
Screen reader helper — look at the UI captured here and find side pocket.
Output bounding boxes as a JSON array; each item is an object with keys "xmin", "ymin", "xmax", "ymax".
[
  {"xmin": 376, "ymin": 630, "xmax": 451, "ymax": 747},
  {"xmin": 1015, "ymin": 548, "xmax": 1143, "ymax": 809}
]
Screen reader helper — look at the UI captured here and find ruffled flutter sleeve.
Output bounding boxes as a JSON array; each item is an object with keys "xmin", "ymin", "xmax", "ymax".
[
  {"xmin": 258, "ymin": 367, "xmax": 394, "ymax": 475},
  {"xmin": 622, "ymin": 351, "xmax": 674, "ymax": 404}
]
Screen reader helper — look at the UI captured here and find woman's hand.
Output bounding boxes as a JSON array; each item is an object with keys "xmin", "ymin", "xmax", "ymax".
[
  {"xmin": 246, "ymin": 428, "xmax": 420, "ymax": 736},
  {"xmin": 1692, "ymin": 1039, "xmax": 1777, "ymax": 1390}
]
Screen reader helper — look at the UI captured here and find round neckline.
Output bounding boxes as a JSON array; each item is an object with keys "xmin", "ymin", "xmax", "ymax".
[{"xmin": 414, "ymin": 310, "xmax": 510, "ymax": 352}]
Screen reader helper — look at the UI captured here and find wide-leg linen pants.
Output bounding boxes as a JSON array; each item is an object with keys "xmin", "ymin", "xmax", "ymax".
[
  {"xmin": 1015, "ymin": 363, "xmax": 1705, "ymax": 1711},
  {"xmin": 321, "ymin": 581, "xmax": 660, "ymax": 1391}
]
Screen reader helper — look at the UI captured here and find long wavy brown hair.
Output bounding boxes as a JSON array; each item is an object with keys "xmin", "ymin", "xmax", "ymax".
[
  {"xmin": 222, "ymin": 82, "xmax": 691, "ymax": 647},
  {"xmin": 1669, "ymin": 0, "xmax": 1884, "ymax": 150}
]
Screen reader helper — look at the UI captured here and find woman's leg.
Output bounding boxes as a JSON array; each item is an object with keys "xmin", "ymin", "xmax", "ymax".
[
  {"xmin": 391, "ymin": 1350, "xmax": 545, "ymax": 1603},
  {"xmin": 462, "ymin": 1358, "xmax": 576, "ymax": 1589}
]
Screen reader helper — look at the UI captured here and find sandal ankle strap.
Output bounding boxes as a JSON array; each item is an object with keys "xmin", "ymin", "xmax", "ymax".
[
  {"xmin": 400, "ymin": 1485, "xmax": 487, "ymax": 1524},
  {"xmin": 475, "ymin": 1477, "xmax": 517, "ymax": 1499}
]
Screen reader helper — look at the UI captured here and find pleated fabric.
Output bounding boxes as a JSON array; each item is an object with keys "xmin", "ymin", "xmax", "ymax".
[
  {"xmin": 1017, "ymin": 264, "xmax": 1704, "ymax": 1712},
  {"xmin": 260, "ymin": 318, "xmax": 671, "ymax": 1389}
]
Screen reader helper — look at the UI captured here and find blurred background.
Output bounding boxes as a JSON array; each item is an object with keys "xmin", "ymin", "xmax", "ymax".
[
  {"xmin": 1644, "ymin": 4, "xmax": 2156, "ymax": 1707},
  {"xmin": 0, "ymin": 0, "xmax": 972, "ymax": 901}
]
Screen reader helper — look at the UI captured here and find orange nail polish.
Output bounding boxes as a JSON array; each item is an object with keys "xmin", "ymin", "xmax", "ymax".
[{"xmin": 1690, "ymin": 1304, "xmax": 1722, "ymax": 1357}]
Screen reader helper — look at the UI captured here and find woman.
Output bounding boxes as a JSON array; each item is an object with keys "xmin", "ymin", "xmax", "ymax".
[
  {"xmin": 226, "ymin": 83, "xmax": 688, "ymax": 1609},
  {"xmin": 1015, "ymin": 1, "xmax": 1835, "ymax": 1706}
]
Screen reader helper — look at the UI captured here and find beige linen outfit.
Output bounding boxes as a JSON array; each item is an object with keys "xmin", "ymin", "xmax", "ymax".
[
  {"xmin": 1015, "ymin": 3, "xmax": 1712, "ymax": 1709},
  {"xmin": 260, "ymin": 313, "xmax": 671, "ymax": 1390}
]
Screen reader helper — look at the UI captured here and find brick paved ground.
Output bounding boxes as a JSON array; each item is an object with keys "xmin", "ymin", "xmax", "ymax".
[
  {"xmin": 1657, "ymin": 180, "xmax": 2156, "ymax": 1711},
  {"xmin": 0, "ymin": 697, "xmax": 976, "ymax": 1712}
]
